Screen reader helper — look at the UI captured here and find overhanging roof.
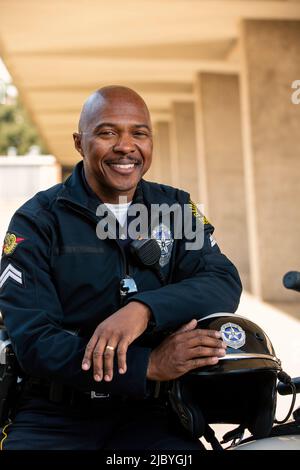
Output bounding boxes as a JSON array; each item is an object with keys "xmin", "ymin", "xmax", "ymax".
[{"xmin": 0, "ymin": 0, "xmax": 299, "ymax": 166}]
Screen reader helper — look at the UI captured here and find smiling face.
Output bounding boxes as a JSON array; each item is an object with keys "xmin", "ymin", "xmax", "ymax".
[{"xmin": 73, "ymin": 87, "xmax": 153, "ymax": 203}]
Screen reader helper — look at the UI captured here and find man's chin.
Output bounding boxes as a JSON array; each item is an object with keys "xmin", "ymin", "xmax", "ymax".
[
  {"xmin": 103, "ymin": 182, "xmax": 136, "ymax": 199},
  {"xmin": 109, "ymin": 175, "xmax": 141, "ymax": 191}
]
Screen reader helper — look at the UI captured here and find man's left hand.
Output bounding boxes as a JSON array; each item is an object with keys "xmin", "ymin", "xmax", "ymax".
[{"xmin": 81, "ymin": 301, "xmax": 151, "ymax": 382}]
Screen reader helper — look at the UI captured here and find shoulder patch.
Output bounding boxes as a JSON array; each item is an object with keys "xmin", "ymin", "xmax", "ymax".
[
  {"xmin": 2, "ymin": 232, "xmax": 25, "ymax": 256},
  {"xmin": 188, "ymin": 200, "xmax": 210, "ymax": 225}
]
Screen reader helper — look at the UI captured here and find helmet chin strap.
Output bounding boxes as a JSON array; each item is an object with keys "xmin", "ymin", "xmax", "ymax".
[
  {"xmin": 203, "ymin": 425, "xmax": 224, "ymax": 450},
  {"xmin": 220, "ymin": 425, "xmax": 245, "ymax": 449}
]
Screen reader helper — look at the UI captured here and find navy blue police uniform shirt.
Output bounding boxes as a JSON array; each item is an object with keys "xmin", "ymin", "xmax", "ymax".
[{"xmin": 0, "ymin": 161, "xmax": 242, "ymax": 399}]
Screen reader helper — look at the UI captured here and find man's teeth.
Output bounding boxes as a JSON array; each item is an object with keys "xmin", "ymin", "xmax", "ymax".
[{"xmin": 111, "ymin": 163, "xmax": 135, "ymax": 169}]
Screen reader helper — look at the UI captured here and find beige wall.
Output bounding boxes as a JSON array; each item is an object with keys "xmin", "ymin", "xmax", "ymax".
[
  {"xmin": 0, "ymin": 156, "xmax": 61, "ymax": 242},
  {"xmin": 240, "ymin": 20, "xmax": 300, "ymax": 301},
  {"xmin": 171, "ymin": 102, "xmax": 199, "ymax": 200}
]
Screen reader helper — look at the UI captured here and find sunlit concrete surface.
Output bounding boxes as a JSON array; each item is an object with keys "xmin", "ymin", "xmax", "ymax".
[
  {"xmin": 0, "ymin": 155, "xmax": 60, "ymax": 242},
  {"xmin": 205, "ymin": 291, "xmax": 300, "ymax": 449}
]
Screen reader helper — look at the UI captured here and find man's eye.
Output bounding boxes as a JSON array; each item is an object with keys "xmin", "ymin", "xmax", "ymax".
[
  {"xmin": 134, "ymin": 132, "xmax": 148, "ymax": 137},
  {"xmin": 97, "ymin": 131, "xmax": 115, "ymax": 136}
]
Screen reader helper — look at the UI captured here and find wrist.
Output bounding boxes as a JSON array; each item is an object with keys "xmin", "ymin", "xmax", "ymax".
[
  {"xmin": 146, "ymin": 351, "xmax": 158, "ymax": 380},
  {"xmin": 147, "ymin": 350, "xmax": 166, "ymax": 381},
  {"xmin": 128, "ymin": 301, "xmax": 152, "ymax": 322}
]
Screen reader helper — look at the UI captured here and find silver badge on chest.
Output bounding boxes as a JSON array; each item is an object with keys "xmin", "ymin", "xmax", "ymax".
[{"xmin": 152, "ymin": 223, "xmax": 174, "ymax": 267}]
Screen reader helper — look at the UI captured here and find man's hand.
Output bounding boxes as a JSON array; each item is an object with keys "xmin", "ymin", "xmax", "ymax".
[
  {"xmin": 82, "ymin": 301, "xmax": 151, "ymax": 382},
  {"xmin": 147, "ymin": 319, "xmax": 226, "ymax": 381}
]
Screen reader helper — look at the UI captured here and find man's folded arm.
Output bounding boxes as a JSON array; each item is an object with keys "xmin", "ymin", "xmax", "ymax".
[{"xmin": 0, "ymin": 210, "xmax": 151, "ymax": 399}]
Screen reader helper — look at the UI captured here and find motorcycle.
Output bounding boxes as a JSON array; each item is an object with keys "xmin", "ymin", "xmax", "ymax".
[{"xmin": 221, "ymin": 270, "xmax": 300, "ymax": 450}]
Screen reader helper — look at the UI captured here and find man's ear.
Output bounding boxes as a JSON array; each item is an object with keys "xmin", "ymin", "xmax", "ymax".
[{"xmin": 73, "ymin": 132, "xmax": 84, "ymax": 157}]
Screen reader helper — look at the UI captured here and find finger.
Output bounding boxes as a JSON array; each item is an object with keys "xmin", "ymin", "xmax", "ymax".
[
  {"xmin": 172, "ymin": 319, "xmax": 198, "ymax": 336},
  {"xmin": 103, "ymin": 340, "xmax": 118, "ymax": 382},
  {"xmin": 82, "ymin": 335, "xmax": 98, "ymax": 371},
  {"xmin": 188, "ymin": 334, "xmax": 227, "ymax": 350},
  {"xmin": 92, "ymin": 336, "xmax": 107, "ymax": 381},
  {"xmin": 117, "ymin": 339, "xmax": 129, "ymax": 374},
  {"xmin": 181, "ymin": 328, "xmax": 224, "ymax": 346},
  {"xmin": 190, "ymin": 328, "xmax": 222, "ymax": 339},
  {"xmin": 188, "ymin": 346, "xmax": 226, "ymax": 359},
  {"xmin": 186, "ymin": 356, "xmax": 220, "ymax": 371}
]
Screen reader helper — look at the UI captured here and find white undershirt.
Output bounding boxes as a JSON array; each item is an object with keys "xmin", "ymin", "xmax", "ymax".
[{"xmin": 104, "ymin": 202, "xmax": 131, "ymax": 227}]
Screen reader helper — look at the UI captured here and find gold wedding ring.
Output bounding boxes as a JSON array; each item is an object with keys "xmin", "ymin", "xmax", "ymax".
[{"xmin": 105, "ymin": 345, "xmax": 115, "ymax": 351}]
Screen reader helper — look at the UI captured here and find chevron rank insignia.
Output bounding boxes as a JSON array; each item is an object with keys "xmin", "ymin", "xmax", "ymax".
[{"xmin": 0, "ymin": 263, "xmax": 24, "ymax": 289}]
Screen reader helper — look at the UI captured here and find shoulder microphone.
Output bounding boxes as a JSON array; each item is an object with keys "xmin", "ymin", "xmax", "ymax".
[{"xmin": 130, "ymin": 238, "xmax": 166, "ymax": 285}]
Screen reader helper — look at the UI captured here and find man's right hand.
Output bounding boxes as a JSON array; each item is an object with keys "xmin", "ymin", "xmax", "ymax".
[{"xmin": 147, "ymin": 319, "xmax": 227, "ymax": 381}]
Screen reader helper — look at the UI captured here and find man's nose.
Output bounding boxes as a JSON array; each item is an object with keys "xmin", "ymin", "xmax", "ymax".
[{"xmin": 113, "ymin": 133, "xmax": 135, "ymax": 153}]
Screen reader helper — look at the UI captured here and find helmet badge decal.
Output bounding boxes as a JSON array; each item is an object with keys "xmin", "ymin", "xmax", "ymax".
[{"xmin": 220, "ymin": 322, "xmax": 246, "ymax": 349}]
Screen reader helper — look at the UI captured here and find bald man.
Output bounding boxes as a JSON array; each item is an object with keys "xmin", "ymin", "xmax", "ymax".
[{"xmin": 0, "ymin": 86, "xmax": 242, "ymax": 450}]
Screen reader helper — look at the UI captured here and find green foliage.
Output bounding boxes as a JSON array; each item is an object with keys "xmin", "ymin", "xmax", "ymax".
[{"xmin": 0, "ymin": 99, "xmax": 48, "ymax": 155}]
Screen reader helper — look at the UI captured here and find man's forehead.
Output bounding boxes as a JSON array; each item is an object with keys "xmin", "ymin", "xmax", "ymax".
[{"xmin": 80, "ymin": 90, "xmax": 151, "ymax": 131}]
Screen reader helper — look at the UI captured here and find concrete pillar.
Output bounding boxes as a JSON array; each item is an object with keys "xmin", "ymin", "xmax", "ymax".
[
  {"xmin": 153, "ymin": 121, "xmax": 172, "ymax": 186},
  {"xmin": 240, "ymin": 20, "xmax": 300, "ymax": 301},
  {"xmin": 195, "ymin": 73, "xmax": 250, "ymax": 290},
  {"xmin": 145, "ymin": 121, "xmax": 169, "ymax": 184},
  {"xmin": 147, "ymin": 123, "xmax": 162, "ymax": 183},
  {"xmin": 170, "ymin": 102, "xmax": 199, "ymax": 200}
]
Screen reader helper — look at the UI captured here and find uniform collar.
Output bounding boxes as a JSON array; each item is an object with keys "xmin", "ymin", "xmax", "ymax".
[{"xmin": 58, "ymin": 161, "xmax": 145, "ymax": 214}]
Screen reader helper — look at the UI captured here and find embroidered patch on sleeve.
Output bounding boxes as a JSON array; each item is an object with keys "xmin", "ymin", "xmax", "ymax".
[
  {"xmin": 188, "ymin": 200, "xmax": 210, "ymax": 225},
  {"xmin": 0, "ymin": 263, "xmax": 24, "ymax": 289},
  {"xmin": 2, "ymin": 233, "xmax": 25, "ymax": 256}
]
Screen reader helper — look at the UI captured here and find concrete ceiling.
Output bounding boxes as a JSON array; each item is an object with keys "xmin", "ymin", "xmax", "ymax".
[{"xmin": 0, "ymin": 0, "xmax": 300, "ymax": 166}]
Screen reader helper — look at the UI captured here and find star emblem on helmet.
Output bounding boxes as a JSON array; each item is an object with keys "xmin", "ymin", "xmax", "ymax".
[{"xmin": 220, "ymin": 322, "xmax": 246, "ymax": 349}]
